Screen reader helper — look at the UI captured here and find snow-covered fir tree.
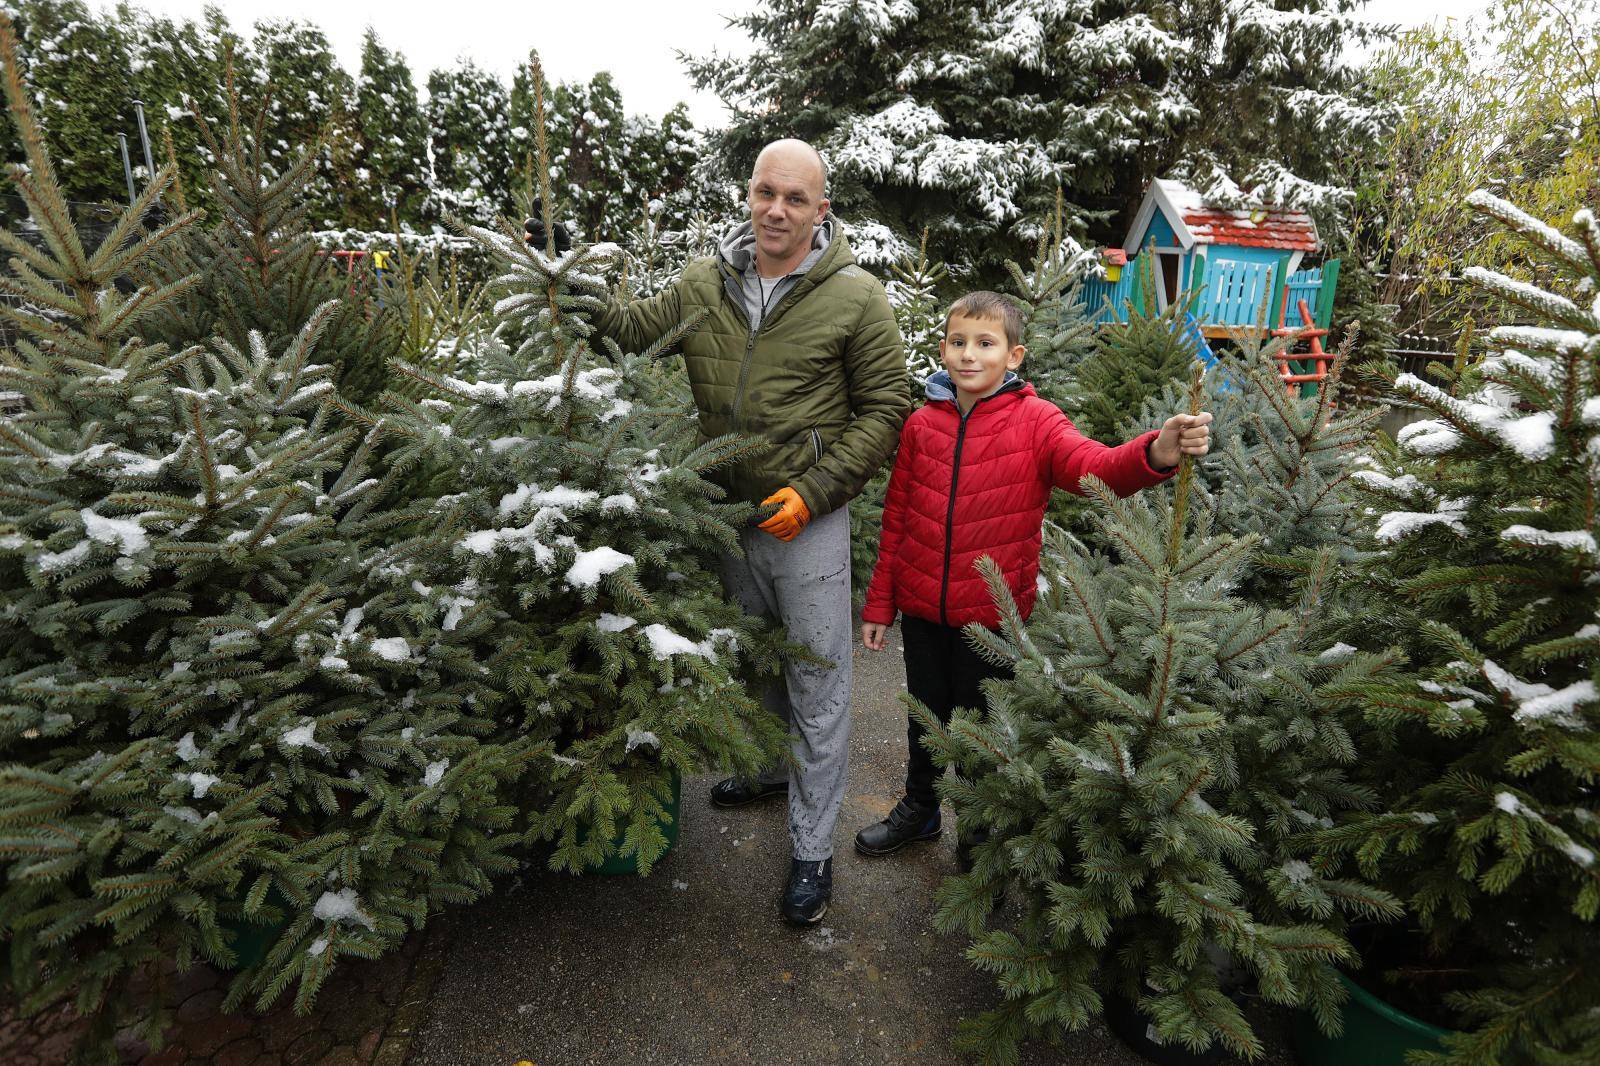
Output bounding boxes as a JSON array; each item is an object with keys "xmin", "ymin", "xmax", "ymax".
[
  {"xmin": 1319, "ymin": 193, "xmax": 1600, "ymax": 1064},
  {"xmin": 253, "ymin": 18, "xmax": 356, "ymax": 229},
  {"xmin": 5, "ymin": 0, "xmax": 138, "ymax": 208},
  {"xmin": 0, "ymin": 32, "xmax": 525, "ymax": 1058},
  {"xmin": 426, "ymin": 57, "xmax": 513, "ymax": 225},
  {"xmin": 689, "ymin": 0, "xmax": 1387, "ymax": 282},
  {"xmin": 350, "ymin": 29, "xmax": 429, "ymax": 227},
  {"xmin": 926, "ymin": 338, "xmax": 1403, "ymax": 1062},
  {"xmin": 363, "ymin": 214, "xmax": 792, "ymax": 874},
  {"xmin": 548, "ymin": 72, "xmax": 636, "ymax": 243}
]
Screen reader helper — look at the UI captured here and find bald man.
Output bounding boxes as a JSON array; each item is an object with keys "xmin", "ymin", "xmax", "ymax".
[{"xmin": 586, "ymin": 139, "xmax": 911, "ymax": 925}]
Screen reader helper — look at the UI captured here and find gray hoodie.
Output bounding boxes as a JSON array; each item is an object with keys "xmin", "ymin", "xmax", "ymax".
[{"xmin": 718, "ymin": 217, "xmax": 834, "ymax": 331}]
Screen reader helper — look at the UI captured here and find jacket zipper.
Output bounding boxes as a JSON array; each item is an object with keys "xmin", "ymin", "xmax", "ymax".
[
  {"xmin": 810, "ymin": 428, "xmax": 822, "ymax": 462},
  {"xmin": 939, "ymin": 390, "xmax": 1007, "ymax": 626},
  {"xmin": 725, "ymin": 267, "xmax": 812, "ymax": 428}
]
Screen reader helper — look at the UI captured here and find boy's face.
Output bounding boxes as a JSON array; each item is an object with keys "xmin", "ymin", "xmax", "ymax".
[{"xmin": 941, "ymin": 313, "xmax": 1025, "ymax": 406}]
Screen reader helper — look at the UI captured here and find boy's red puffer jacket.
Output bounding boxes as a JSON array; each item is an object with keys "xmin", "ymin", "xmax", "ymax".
[{"xmin": 862, "ymin": 373, "xmax": 1173, "ymax": 630}]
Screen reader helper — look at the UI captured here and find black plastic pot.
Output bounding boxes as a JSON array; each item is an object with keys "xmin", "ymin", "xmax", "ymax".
[{"xmin": 1103, "ymin": 994, "xmax": 1232, "ymax": 1066}]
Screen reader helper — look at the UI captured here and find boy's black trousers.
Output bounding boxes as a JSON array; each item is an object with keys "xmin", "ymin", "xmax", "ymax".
[{"xmin": 899, "ymin": 614, "xmax": 1013, "ymax": 810}]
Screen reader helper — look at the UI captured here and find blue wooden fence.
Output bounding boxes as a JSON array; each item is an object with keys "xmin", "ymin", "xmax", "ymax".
[
  {"xmin": 1194, "ymin": 259, "xmax": 1277, "ymax": 328},
  {"xmin": 1080, "ymin": 255, "xmax": 1338, "ymax": 332}
]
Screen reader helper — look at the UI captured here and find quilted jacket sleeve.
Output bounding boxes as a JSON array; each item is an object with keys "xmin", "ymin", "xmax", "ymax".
[
  {"xmin": 1035, "ymin": 403, "xmax": 1174, "ymax": 497},
  {"xmin": 861, "ymin": 419, "xmax": 917, "ymax": 626},
  {"xmin": 590, "ymin": 272, "xmax": 687, "ymax": 356}
]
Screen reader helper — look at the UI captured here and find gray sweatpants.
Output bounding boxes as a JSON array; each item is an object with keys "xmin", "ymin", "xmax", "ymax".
[{"xmin": 719, "ymin": 504, "xmax": 853, "ymax": 861}]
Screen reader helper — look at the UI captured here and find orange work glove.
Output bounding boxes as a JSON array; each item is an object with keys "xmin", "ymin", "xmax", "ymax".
[{"xmin": 757, "ymin": 487, "xmax": 811, "ymax": 542}]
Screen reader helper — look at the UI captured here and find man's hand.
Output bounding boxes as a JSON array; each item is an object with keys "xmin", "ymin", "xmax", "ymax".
[
  {"xmin": 522, "ymin": 203, "xmax": 572, "ymax": 254},
  {"xmin": 862, "ymin": 622, "xmax": 888, "ymax": 651},
  {"xmin": 757, "ymin": 486, "xmax": 811, "ymax": 541},
  {"xmin": 1150, "ymin": 412, "xmax": 1213, "ymax": 470}
]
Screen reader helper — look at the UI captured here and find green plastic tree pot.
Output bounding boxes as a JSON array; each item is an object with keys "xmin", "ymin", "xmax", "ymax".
[
  {"xmin": 218, "ymin": 886, "xmax": 292, "ymax": 971},
  {"xmin": 1293, "ymin": 971, "xmax": 1452, "ymax": 1066},
  {"xmin": 586, "ymin": 769, "xmax": 682, "ymax": 876}
]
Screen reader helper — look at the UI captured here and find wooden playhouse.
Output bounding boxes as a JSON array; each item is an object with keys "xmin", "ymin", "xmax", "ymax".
[{"xmin": 1080, "ymin": 178, "xmax": 1342, "ymax": 390}]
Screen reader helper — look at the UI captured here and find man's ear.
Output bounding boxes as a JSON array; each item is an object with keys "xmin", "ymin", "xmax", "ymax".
[{"xmin": 815, "ymin": 196, "xmax": 830, "ymax": 224}]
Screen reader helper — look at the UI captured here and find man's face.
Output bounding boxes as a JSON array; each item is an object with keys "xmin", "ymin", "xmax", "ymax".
[{"xmin": 747, "ymin": 152, "xmax": 828, "ymax": 268}]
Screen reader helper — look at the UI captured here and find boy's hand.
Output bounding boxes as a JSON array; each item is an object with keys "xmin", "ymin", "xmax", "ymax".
[
  {"xmin": 1150, "ymin": 412, "xmax": 1213, "ymax": 470},
  {"xmin": 862, "ymin": 622, "xmax": 889, "ymax": 651}
]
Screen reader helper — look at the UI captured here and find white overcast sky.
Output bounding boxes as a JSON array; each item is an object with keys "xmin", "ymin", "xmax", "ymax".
[{"xmin": 114, "ymin": 0, "xmax": 1488, "ymax": 129}]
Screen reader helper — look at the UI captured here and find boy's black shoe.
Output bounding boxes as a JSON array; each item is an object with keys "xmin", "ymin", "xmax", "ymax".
[
  {"xmin": 709, "ymin": 776, "xmax": 787, "ymax": 808},
  {"xmin": 781, "ymin": 857, "xmax": 832, "ymax": 925},
  {"xmin": 854, "ymin": 798, "xmax": 942, "ymax": 856}
]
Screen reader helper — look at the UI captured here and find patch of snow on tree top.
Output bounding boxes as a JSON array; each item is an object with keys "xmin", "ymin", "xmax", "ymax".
[
  {"xmin": 1374, "ymin": 498, "xmax": 1468, "ymax": 542},
  {"xmin": 183, "ymin": 771, "xmax": 220, "ymax": 799},
  {"xmin": 313, "ymin": 887, "xmax": 377, "ymax": 930},
  {"xmin": 282, "ymin": 721, "xmax": 330, "ymax": 754},
  {"xmin": 625, "ymin": 725, "xmax": 660, "ymax": 753},
  {"xmin": 1501, "ymin": 525, "xmax": 1596, "ymax": 555},
  {"xmin": 1318, "ymin": 643, "xmax": 1357, "ymax": 662},
  {"xmin": 565, "ymin": 546, "xmax": 633, "ymax": 589},
  {"xmin": 422, "ymin": 759, "xmax": 449, "ymax": 787},
  {"xmin": 596, "ymin": 613, "xmax": 637, "ymax": 633},
  {"xmin": 368, "ymin": 637, "xmax": 411, "ymax": 662}
]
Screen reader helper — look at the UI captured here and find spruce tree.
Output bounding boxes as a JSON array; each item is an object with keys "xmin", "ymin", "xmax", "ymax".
[
  {"xmin": 0, "ymin": 22, "xmax": 525, "ymax": 1059},
  {"xmin": 1319, "ymin": 193, "xmax": 1600, "ymax": 1063},
  {"xmin": 252, "ymin": 19, "xmax": 356, "ymax": 230},
  {"xmin": 357, "ymin": 86, "xmax": 791, "ymax": 874},
  {"xmin": 350, "ymin": 29, "xmax": 429, "ymax": 228},
  {"xmin": 925, "ymin": 345, "xmax": 1402, "ymax": 1062},
  {"xmin": 425, "ymin": 58, "xmax": 512, "ymax": 226},
  {"xmin": 130, "ymin": 61, "xmax": 405, "ymax": 411}
]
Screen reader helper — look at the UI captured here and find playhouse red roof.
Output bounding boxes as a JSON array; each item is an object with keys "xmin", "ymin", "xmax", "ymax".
[
  {"xmin": 1134, "ymin": 178, "xmax": 1322, "ymax": 254},
  {"xmin": 1180, "ymin": 206, "xmax": 1318, "ymax": 252}
]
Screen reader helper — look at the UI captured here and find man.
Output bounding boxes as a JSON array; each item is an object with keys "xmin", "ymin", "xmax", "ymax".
[{"xmin": 535, "ymin": 139, "xmax": 909, "ymax": 924}]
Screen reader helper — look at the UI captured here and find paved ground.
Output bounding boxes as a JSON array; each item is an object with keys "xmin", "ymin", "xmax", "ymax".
[{"xmin": 410, "ymin": 640, "xmax": 1298, "ymax": 1066}]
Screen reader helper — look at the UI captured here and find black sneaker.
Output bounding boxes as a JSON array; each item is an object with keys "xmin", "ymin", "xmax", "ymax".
[
  {"xmin": 854, "ymin": 798, "xmax": 942, "ymax": 857},
  {"xmin": 780, "ymin": 857, "xmax": 832, "ymax": 925},
  {"xmin": 709, "ymin": 776, "xmax": 787, "ymax": 808}
]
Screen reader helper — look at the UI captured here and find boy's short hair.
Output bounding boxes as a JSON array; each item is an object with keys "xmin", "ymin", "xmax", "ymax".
[{"xmin": 945, "ymin": 291, "xmax": 1025, "ymax": 349}]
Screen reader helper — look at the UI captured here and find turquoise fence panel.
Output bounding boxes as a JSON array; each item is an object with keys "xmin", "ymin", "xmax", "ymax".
[
  {"xmin": 1196, "ymin": 259, "xmax": 1281, "ymax": 329},
  {"xmin": 1283, "ymin": 266, "xmax": 1323, "ymax": 328},
  {"xmin": 1081, "ymin": 253, "xmax": 1140, "ymax": 324}
]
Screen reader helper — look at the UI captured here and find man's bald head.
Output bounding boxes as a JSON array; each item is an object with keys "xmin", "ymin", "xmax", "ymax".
[
  {"xmin": 752, "ymin": 139, "xmax": 828, "ymax": 201},
  {"xmin": 746, "ymin": 138, "xmax": 831, "ymax": 276}
]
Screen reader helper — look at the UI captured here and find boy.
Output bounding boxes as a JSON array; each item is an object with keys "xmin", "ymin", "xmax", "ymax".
[{"xmin": 855, "ymin": 291, "xmax": 1212, "ymax": 858}]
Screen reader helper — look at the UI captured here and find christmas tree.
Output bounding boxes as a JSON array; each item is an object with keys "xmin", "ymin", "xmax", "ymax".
[
  {"xmin": 1319, "ymin": 192, "xmax": 1600, "ymax": 1063},
  {"xmin": 0, "ymin": 26, "xmax": 527, "ymax": 1058},
  {"xmin": 131, "ymin": 60, "xmax": 405, "ymax": 412},
  {"xmin": 688, "ymin": 0, "xmax": 1387, "ymax": 281},
  {"xmin": 356, "ymin": 75, "xmax": 791, "ymax": 875},
  {"xmin": 1064, "ymin": 257, "xmax": 1198, "ymax": 444},
  {"xmin": 924, "ymin": 349, "xmax": 1403, "ymax": 1062}
]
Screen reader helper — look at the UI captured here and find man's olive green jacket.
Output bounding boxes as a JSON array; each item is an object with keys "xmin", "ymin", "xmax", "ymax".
[{"xmin": 592, "ymin": 228, "xmax": 910, "ymax": 518}]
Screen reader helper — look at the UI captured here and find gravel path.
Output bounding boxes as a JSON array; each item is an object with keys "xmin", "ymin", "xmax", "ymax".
[{"xmin": 410, "ymin": 639, "xmax": 1298, "ymax": 1065}]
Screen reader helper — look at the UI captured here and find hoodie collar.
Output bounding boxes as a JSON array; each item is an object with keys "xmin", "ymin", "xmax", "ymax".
[
  {"xmin": 719, "ymin": 216, "xmax": 834, "ymax": 279},
  {"xmin": 925, "ymin": 369, "xmax": 1025, "ymax": 409}
]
